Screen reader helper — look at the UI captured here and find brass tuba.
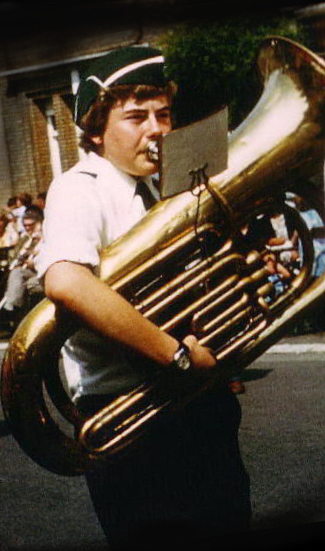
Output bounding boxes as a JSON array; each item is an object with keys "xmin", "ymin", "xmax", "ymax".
[{"xmin": 2, "ymin": 36, "xmax": 325, "ymax": 476}]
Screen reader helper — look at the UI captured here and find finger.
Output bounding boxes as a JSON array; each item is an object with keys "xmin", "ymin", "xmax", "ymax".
[{"xmin": 183, "ymin": 334, "xmax": 199, "ymax": 347}]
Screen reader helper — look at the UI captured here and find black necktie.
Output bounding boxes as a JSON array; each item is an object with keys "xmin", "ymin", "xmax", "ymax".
[{"xmin": 135, "ymin": 180, "xmax": 157, "ymax": 211}]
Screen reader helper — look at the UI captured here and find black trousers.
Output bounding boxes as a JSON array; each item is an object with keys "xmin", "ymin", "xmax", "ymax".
[{"xmin": 78, "ymin": 384, "xmax": 251, "ymax": 550}]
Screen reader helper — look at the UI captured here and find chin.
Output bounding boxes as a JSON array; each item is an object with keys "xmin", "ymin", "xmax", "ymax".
[{"xmin": 137, "ymin": 164, "xmax": 158, "ymax": 177}]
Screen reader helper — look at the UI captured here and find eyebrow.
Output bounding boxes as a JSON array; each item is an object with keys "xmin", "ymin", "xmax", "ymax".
[{"xmin": 123, "ymin": 105, "xmax": 171, "ymax": 115}]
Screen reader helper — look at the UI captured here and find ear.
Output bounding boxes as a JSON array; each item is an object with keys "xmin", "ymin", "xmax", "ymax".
[{"xmin": 90, "ymin": 136, "xmax": 103, "ymax": 145}]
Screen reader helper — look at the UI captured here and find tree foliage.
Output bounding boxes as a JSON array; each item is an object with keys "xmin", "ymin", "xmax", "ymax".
[{"xmin": 158, "ymin": 14, "xmax": 313, "ymax": 128}]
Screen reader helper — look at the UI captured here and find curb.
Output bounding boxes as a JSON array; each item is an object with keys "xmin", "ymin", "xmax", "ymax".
[
  {"xmin": 266, "ymin": 342, "xmax": 325, "ymax": 353},
  {"xmin": 0, "ymin": 341, "xmax": 325, "ymax": 354}
]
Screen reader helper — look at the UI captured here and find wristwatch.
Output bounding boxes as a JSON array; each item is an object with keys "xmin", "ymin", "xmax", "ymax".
[{"xmin": 171, "ymin": 342, "xmax": 192, "ymax": 372}]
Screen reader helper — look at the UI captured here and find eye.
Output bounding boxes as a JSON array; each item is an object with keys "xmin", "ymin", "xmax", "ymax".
[
  {"xmin": 126, "ymin": 112, "xmax": 146, "ymax": 123},
  {"xmin": 157, "ymin": 110, "xmax": 171, "ymax": 122}
]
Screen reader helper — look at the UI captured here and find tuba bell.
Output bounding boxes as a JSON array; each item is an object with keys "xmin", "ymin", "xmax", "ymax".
[{"xmin": 2, "ymin": 36, "xmax": 325, "ymax": 476}]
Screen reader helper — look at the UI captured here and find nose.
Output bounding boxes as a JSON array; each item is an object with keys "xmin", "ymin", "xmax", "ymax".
[{"xmin": 146, "ymin": 113, "xmax": 163, "ymax": 137}]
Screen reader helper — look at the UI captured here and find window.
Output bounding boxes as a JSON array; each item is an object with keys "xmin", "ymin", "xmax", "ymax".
[
  {"xmin": 45, "ymin": 99, "xmax": 62, "ymax": 177},
  {"xmin": 71, "ymin": 69, "xmax": 87, "ymax": 161}
]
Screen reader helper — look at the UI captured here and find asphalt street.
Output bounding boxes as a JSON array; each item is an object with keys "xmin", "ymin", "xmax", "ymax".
[{"xmin": 1, "ymin": 333, "xmax": 325, "ymax": 551}]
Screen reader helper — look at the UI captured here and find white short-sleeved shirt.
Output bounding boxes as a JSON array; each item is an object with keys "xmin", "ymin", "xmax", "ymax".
[{"xmin": 36, "ymin": 151, "xmax": 159, "ymax": 402}]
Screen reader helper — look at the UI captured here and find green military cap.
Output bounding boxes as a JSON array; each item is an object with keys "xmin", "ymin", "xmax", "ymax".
[{"xmin": 74, "ymin": 45, "xmax": 168, "ymax": 126}]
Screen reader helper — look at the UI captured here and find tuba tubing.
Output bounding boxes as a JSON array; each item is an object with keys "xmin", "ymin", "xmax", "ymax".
[{"xmin": 2, "ymin": 36, "xmax": 325, "ymax": 476}]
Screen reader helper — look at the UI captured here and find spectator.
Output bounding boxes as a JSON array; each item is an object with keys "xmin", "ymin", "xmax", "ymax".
[
  {"xmin": 25, "ymin": 204, "xmax": 44, "ymax": 221},
  {"xmin": 23, "ymin": 191, "xmax": 47, "ymax": 221},
  {"xmin": 0, "ymin": 210, "xmax": 19, "ymax": 249},
  {"xmin": 303, "ymin": 209, "xmax": 325, "ymax": 277},
  {"xmin": 229, "ymin": 206, "xmax": 301, "ymax": 394},
  {"xmin": 12, "ymin": 192, "xmax": 33, "ymax": 235},
  {"xmin": 0, "ymin": 210, "xmax": 19, "ymax": 278},
  {"xmin": 6, "ymin": 196, "xmax": 18, "ymax": 221},
  {"xmin": 287, "ymin": 193, "xmax": 325, "ymax": 278},
  {"xmin": 34, "ymin": 191, "xmax": 47, "ymax": 211},
  {"xmin": 0, "ymin": 210, "xmax": 43, "ymax": 330}
]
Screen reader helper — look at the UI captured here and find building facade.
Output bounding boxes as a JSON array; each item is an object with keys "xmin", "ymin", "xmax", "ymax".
[
  {"xmin": 0, "ymin": 1, "xmax": 322, "ymax": 208},
  {"xmin": 0, "ymin": 0, "xmax": 177, "ymax": 207}
]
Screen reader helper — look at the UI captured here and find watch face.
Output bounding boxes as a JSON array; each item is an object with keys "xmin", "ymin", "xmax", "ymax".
[{"xmin": 177, "ymin": 349, "xmax": 191, "ymax": 371}]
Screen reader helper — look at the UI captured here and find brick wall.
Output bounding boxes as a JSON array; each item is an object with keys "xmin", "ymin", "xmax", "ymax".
[
  {"xmin": 1, "ymin": 91, "xmax": 40, "ymax": 206},
  {"xmin": 0, "ymin": 84, "xmax": 81, "ymax": 208},
  {"xmin": 29, "ymin": 98, "xmax": 53, "ymax": 192},
  {"xmin": 0, "ymin": 80, "xmax": 13, "ymax": 207},
  {"xmin": 53, "ymin": 93, "xmax": 79, "ymax": 173}
]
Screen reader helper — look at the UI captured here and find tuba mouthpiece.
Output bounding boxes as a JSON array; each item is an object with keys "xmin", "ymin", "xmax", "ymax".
[{"xmin": 147, "ymin": 140, "xmax": 159, "ymax": 162}]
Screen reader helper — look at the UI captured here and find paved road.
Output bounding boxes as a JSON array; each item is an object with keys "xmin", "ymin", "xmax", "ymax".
[
  {"xmin": 1, "ymin": 336, "xmax": 325, "ymax": 550},
  {"xmin": 239, "ymin": 349, "xmax": 325, "ymax": 549}
]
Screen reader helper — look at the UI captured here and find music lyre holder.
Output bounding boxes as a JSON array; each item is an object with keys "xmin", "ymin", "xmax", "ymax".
[{"xmin": 159, "ymin": 106, "xmax": 228, "ymax": 199}]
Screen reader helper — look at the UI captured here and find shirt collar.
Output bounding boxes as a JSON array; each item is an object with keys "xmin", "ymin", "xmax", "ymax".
[{"xmin": 86, "ymin": 151, "xmax": 160, "ymax": 200}]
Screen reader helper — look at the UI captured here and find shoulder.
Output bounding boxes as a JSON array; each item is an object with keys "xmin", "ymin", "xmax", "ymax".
[
  {"xmin": 49, "ymin": 152, "xmax": 123, "ymax": 191},
  {"xmin": 46, "ymin": 153, "xmax": 130, "ymax": 213},
  {"xmin": 54, "ymin": 157, "xmax": 98, "ymax": 185},
  {"xmin": 46, "ymin": 158, "xmax": 101, "ymax": 206}
]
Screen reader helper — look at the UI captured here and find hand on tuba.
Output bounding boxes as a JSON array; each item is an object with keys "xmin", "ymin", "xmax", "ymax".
[{"xmin": 183, "ymin": 334, "xmax": 217, "ymax": 371}]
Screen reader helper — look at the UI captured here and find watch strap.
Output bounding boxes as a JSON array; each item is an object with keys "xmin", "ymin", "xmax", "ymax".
[{"xmin": 170, "ymin": 341, "xmax": 192, "ymax": 372}]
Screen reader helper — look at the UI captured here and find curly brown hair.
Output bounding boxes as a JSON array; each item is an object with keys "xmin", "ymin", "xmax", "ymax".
[{"xmin": 78, "ymin": 83, "xmax": 176, "ymax": 153}]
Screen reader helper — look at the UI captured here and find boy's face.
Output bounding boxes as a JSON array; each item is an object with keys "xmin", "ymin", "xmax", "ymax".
[{"xmin": 91, "ymin": 94, "xmax": 172, "ymax": 177}]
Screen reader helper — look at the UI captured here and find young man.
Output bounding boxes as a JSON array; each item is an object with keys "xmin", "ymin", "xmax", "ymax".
[{"xmin": 36, "ymin": 46, "xmax": 251, "ymax": 550}]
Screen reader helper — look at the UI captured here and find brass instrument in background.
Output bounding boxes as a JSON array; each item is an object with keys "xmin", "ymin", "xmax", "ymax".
[
  {"xmin": 2, "ymin": 36, "xmax": 325, "ymax": 476},
  {"xmin": 0, "ymin": 228, "xmax": 43, "ymax": 311},
  {"xmin": 7, "ymin": 231, "xmax": 42, "ymax": 272}
]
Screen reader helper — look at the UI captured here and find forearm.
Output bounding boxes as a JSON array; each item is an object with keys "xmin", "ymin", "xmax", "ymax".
[{"xmin": 45, "ymin": 261, "xmax": 179, "ymax": 366}]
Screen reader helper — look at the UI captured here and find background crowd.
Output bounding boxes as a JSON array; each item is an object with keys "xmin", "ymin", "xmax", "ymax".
[
  {"xmin": 0, "ymin": 191, "xmax": 46, "ymax": 332},
  {"xmin": 0, "ymin": 187, "xmax": 325, "ymax": 356}
]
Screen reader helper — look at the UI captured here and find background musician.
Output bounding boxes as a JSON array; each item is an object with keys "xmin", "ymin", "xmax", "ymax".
[
  {"xmin": 0, "ymin": 209, "xmax": 19, "ymax": 250},
  {"xmin": 0, "ymin": 209, "xmax": 19, "ymax": 270},
  {"xmin": 35, "ymin": 46, "xmax": 251, "ymax": 550},
  {"xmin": 0, "ymin": 210, "xmax": 19, "ymax": 309},
  {"xmin": 0, "ymin": 210, "xmax": 43, "ymax": 330}
]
